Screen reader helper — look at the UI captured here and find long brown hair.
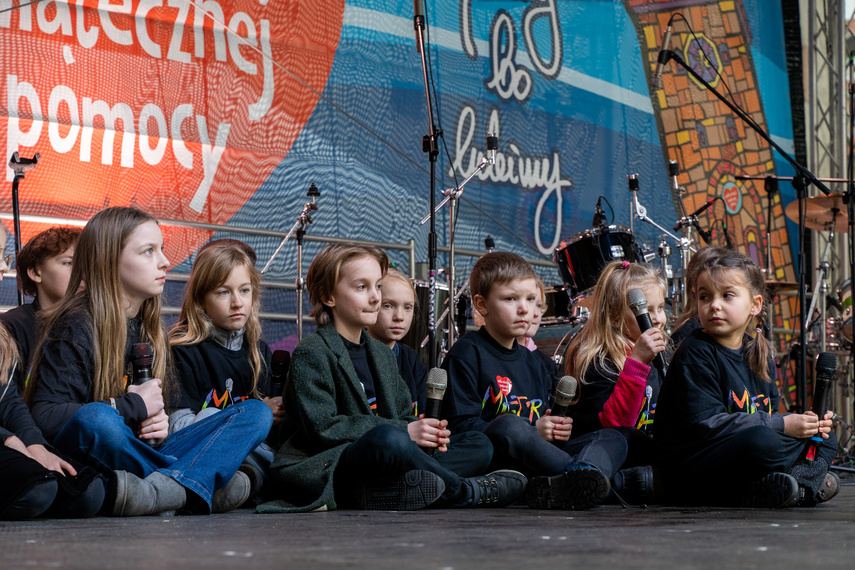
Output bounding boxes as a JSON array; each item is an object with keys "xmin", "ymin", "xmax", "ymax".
[
  {"xmin": 0, "ymin": 323, "xmax": 19, "ymax": 387},
  {"xmin": 565, "ymin": 261, "xmax": 666, "ymax": 380},
  {"xmin": 696, "ymin": 249, "xmax": 772, "ymax": 382},
  {"xmin": 25, "ymin": 207, "xmax": 169, "ymax": 405},
  {"xmin": 672, "ymin": 246, "xmax": 729, "ymax": 332},
  {"xmin": 170, "ymin": 240, "xmax": 265, "ymax": 398}
]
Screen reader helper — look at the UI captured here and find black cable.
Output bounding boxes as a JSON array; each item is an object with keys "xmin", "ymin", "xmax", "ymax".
[{"xmin": 600, "ymin": 195, "xmax": 616, "ymax": 226}]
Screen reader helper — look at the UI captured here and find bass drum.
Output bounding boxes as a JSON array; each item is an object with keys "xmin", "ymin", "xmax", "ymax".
[
  {"xmin": 553, "ymin": 225, "xmax": 639, "ymax": 296},
  {"xmin": 532, "ymin": 318, "xmax": 586, "ymax": 371},
  {"xmin": 399, "ymin": 282, "xmax": 449, "ymax": 366}
]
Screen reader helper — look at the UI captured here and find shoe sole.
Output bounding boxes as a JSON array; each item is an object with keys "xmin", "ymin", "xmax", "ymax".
[
  {"xmin": 817, "ymin": 472, "xmax": 841, "ymax": 503},
  {"xmin": 358, "ymin": 470, "xmax": 445, "ymax": 511},
  {"xmin": 744, "ymin": 473, "xmax": 798, "ymax": 508},
  {"xmin": 526, "ymin": 469, "xmax": 610, "ymax": 510},
  {"xmin": 107, "ymin": 471, "xmax": 128, "ymax": 517}
]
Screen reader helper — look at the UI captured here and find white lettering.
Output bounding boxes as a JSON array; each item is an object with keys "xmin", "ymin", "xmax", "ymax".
[
  {"xmin": 5, "ymin": 75, "xmax": 44, "ymax": 181},
  {"xmin": 99, "ymin": 0, "xmax": 133, "ymax": 46},
  {"xmin": 139, "ymin": 103, "xmax": 168, "ymax": 164},
  {"xmin": 165, "ymin": 0, "xmax": 191, "ymax": 63},
  {"xmin": 189, "ymin": 116, "xmax": 231, "ymax": 212},
  {"xmin": 81, "ymin": 97, "xmax": 135, "ymax": 167},
  {"xmin": 484, "ymin": 11, "xmax": 532, "ymax": 104},
  {"xmin": 1, "ymin": 1, "xmax": 33, "ymax": 31},
  {"xmin": 75, "ymin": 0, "xmax": 99, "ymax": 48},
  {"xmin": 248, "ymin": 19, "xmax": 273, "ymax": 120},
  {"xmin": 48, "ymin": 86, "xmax": 81, "ymax": 154},
  {"xmin": 136, "ymin": 0, "xmax": 162, "ymax": 58},
  {"xmin": 227, "ymin": 11, "xmax": 257, "ymax": 74},
  {"xmin": 193, "ymin": 0, "xmax": 227, "ymax": 61},
  {"xmin": 171, "ymin": 103, "xmax": 194, "ymax": 169},
  {"xmin": 37, "ymin": 0, "xmax": 73, "ymax": 36}
]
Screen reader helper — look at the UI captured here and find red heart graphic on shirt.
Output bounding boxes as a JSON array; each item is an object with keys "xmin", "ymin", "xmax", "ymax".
[
  {"xmin": 496, "ymin": 375, "xmax": 512, "ymax": 395},
  {"xmin": 2, "ymin": 1, "xmax": 344, "ymax": 263}
]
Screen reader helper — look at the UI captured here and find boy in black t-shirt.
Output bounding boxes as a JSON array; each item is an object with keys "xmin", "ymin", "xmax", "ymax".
[{"xmin": 442, "ymin": 252, "xmax": 627, "ymax": 510}]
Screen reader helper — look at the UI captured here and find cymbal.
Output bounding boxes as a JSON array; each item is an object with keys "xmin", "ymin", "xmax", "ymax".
[
  {"xmin": 784, "ymin": 194, "xmax": 849, "ymax": 232},
  {"xmin": 765, "ymin": 279, "xmax": 798, "ymax": 292}
]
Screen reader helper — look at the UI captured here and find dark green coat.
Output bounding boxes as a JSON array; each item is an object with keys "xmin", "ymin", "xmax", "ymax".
[{"xmin": 258, "ymin": 324, "xmax": 416, "ymax": 513}]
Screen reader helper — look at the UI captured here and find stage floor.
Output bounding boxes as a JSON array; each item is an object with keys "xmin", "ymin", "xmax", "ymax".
[{"xmin": 2, "ymin": 475, "xmax": 853, "ymax": 569}]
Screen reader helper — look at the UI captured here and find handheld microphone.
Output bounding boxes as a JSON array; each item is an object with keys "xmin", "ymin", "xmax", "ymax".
[
  {"xmin": 425, "ymin": 368, "xmax": 448, "ymax": 420},
  {"xmin": 805, "ymin": 352, "xmax": 837, "ymax": 460},
  {"xmin": 130, "ymin": 343, "xmax": 159, "ymax": 447},
  {"xmin": 652, "ymin": 22, "xmax": 673, "ymax": 88},
  {"xmin": 486, "ymin": 133, "xmax": 498, "ymax": 165},
  {"xmin": 131, "ymin": 343, "xmax": 153, "ymax": 385},
  {"xmin": 270, "ymin": 350, "xmax": 291, "ymax": 398},
  {"xmin": 550, "ymin": 376, "xmax": 578, "ymax": 417},
  {"xmin": 627, "ymin": 289, "xmax": 667, "ymax": 378}
]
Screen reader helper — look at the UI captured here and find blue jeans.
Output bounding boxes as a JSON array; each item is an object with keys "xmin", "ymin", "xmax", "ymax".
[
  {"xmin": 54, "ymin": 400, "xmax": 272, "ymax": 508},
  {"xmin": 484, "ymin": 413, "xmax": 627, "ymax": 478}
]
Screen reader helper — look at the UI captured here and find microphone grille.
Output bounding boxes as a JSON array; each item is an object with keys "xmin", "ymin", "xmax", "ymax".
[
  {"xmin": 627, "ymin": 288, "xmax": 647, "ymax": 308},
  {"xmin": 131, "ymin": 343, "xmax": 153, "ymax": 367},
  {"xmin": 816, "ymin": 352, "xmax": 837, "ymax": 374},
  {"xmin": 427, "ymin": 367, "xmax": 448, "ymax": 390},
  {"xmin": 554, "ymin": 375, "xmax": 578, "ymax": 406}
]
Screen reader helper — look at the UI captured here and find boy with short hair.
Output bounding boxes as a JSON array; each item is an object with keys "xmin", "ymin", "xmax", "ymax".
[
  {"xmin": 0, "ymin": 227, "xmax": 80, "ymax": 389},
  {"xmin": 442, "ymin": 251, "xmax": 628, "ymax": 509}
]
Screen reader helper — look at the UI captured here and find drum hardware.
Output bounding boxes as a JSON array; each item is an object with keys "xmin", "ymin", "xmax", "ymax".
[
  {"xmin": 420, "ymin": 133, "xmax": 498, "ymax": 354},
  {"xmin": 838, "ymin": 279, "xmax": 853, "ymax": 344},
  {"xmin": 627, "ymin": 172, "xmax": 696, "ymax": 315},
  {"xmin": 8, "ymin": 151, "xmax": 40, "ymax": 307},
  {"xmin": 260, "ymin": 183, "xmax": 320, "ymax": 342},
  {"xmin": 553, "ymin": 225, "xmax": 639, "ymax": 296}
]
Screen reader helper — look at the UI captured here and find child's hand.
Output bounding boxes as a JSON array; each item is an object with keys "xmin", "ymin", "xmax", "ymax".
[
  {"xmin": 817, "ymin": 410, "xmax": 835, "ymax": 438},
  {"xmin": 263, "ymin": 396, "xmax": 284, "ymax": 424},
  {"xmin": 407, "ymin": 416, "xmax": 451, "ymax": 452},
  {"xmin": 137, "ymin": 409, "xmax": 169, "ymax": 442},
  {"xmin": 26, "ymin": 444, "xmax": 77, "ymax": 476},
  {"xmin": 783, "ymin": 411, "xmax": 824, "ymax": 438},
  {"xmin": 629, "ymin": 328, "xmax": 666, "ymax": 366},
  {"xmin": 127, "ymin": 377, "xmax": 164, "ymax": 417},
  {"xmin": 536, "ymin": 412, "xmax": 572, "ymax": 443}
]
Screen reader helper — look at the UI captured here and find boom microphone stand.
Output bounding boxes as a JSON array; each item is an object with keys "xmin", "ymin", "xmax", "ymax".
[
  {"xmin": 8, "ymin": 151, "xmax": 40, "ymax": 307},
  {"xmin": 656, "ymin": 48, "xmax": 831, "ymax": 412},
  {"xmin": 260, "ymin": 183, "xmax": 320, "ymax": 341}
]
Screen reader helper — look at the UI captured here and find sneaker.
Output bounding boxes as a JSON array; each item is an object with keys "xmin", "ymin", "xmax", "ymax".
[
  {"xmin": 817, "ymin": 471, "xmax": 840, "ymax": 503},
  {"xmin": 525, "ymin": 464, "xmax": 611, "ymax": 510},
  {"xmin": 354, "ymin": 470, "xmax": 445, "ymax": 511},
  {"xmin": 742, "ymin": 472, "xmax": 799, "ymax": 508},
  {"xmin": 458, "ymin": 470, "xmax": 527, "ymax": 508},
  {"xmin": 238, "ymin": 463, "xmax": 265, "ymax": 502},
  {"xmin": 211, "ymin": 471, "xmax": 251, "ymax": 513},
  {"xmin": 611, "ymin": 465, "xmax": 656, "ymax": 504}
]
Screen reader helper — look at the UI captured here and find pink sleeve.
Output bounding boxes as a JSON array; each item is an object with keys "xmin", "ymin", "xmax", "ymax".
[{"xmin": 597, "ymin": 357, "xmax": 650, "ymax": 428}]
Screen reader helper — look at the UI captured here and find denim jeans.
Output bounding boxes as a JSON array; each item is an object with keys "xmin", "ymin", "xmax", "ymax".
[
  {"xmin": 484, "ymin": 413, "xmax": 627, "ymax": 478},
  {"xmin": 54, "ymin": 399, "xmax": 272, "ymax": 508}
]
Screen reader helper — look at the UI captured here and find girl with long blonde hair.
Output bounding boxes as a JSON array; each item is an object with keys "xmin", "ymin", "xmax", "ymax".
[{"xmin": 25, "ymin": 207, "xmax": 272, "ymax": 517}]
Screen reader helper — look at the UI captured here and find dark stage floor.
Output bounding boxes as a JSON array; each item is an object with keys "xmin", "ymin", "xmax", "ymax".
[{"xmin": 2, "ymin": 476, "xmax": 854, "ymax": 569}]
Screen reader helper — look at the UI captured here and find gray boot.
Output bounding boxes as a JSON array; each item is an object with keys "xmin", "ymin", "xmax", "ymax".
[
  {"xmin": 211, "ymin": 471, "xmax": 251, "ymax": 513},
  {"xmin": 109, "ymin": 471, "xmax": 186, "ymax": 517}
]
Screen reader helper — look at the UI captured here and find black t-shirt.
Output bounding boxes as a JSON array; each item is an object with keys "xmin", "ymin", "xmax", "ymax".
[
  {"xmin": 441, "ymin": 326, "xmax": 558, "ymax": 433},
  {"xmin": 395, "ymin": 342, "xmax": 426, "ymax": 416},
  {"xmin": 342, "ymin": 336, "xmax": 377, "ymax": 412},
  {"xmin": 172, "ymin": 337, "xmax": 272, "ymax": 412},
  {"xmin": 0, "ymin": 299, "xmax": 40, "ymax": 390}
]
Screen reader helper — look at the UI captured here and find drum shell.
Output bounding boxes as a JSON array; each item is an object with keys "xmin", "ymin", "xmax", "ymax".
[{"xmin": 554, "ymin": 226, "xmax": 638, "ymax": 295}]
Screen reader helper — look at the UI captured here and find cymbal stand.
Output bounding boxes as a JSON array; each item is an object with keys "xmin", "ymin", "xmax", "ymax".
[
  {"xmin": 420, "ymin": 134, "xmax": 496, "ymax": 352},
  {"xmin": 804, "ymin": 216, "xmax": 838, "ymax": 354},
  {"xmin": 260, "ymin": 183, "xmax": 320, "ymax": 341},
  {"xmin": 627, "ymin": 173, "xmax": 696, "ymax": 315}
]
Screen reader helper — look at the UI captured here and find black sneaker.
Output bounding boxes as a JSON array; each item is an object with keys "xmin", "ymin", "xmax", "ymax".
[
  {"xmin": 742, "ymin": 472, "xmax": 799, "ymax": 508},
  {"xmin": 354, "ymin": 470, "xmax": 445, "ymax": 511},
  {"xmin": 817, "ymin": 471, "xmax": 840, "ymax": 504},
  {"xmin": 525, "ymin": 464, "xmax": 611, "ymax": 510},
  {"xmin": 611, "ymin": 465, "xmax": 656, "ymax": 504},
  {"xmin": 458, "ymin": 470, "xmax": 527, "ymax": 507}
]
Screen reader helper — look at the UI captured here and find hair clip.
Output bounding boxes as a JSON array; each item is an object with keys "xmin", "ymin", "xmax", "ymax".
[{"xmin": 621, "ymin": 261, "xmax": 630, "ymax": 269}]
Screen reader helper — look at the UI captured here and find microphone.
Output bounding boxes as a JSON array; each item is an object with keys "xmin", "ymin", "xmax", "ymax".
[
  {"xmin": 652, "ymin": 22, "xmax": 673, "ymax": 88},
  {"xmin": 627, "ymin": 289, "xmax": 667, "ymax": 378},
  {"xmin": 550, "ymin": 375, "xmax": 578, "ymax": 417},
  {"xmin": 486, "ymin": 133, "xmax": 498, "ymax": 165},
  {"xmin": 414, "ymin": 0, "xmax": 424, "ymax": 18},
  {"xmin": 484, "ymin": 235, "xmax": 495, "ymax": 252},
  {"xmin": 131, "ymin": 343, "xmax": 153, "ymax": 385},
  {"xmin": 805, "ymin": 352, "xmax": 837, "ymax": 461},
  {"xmin": 674, "ymin": 197, "xmax": 715, "ymax": 231},
  {"xmin": 425, "ymin": 367, "xmax": 448, "ymax": 420},
  {"xmin": 270, "ymin": 350, "xmax": 291, "ymax": 398},
  {"xmin": 722, "ymin": 218, "xmax": 735, "ymax": 250},
  {"xmin": 592, "ymin": 196, "xmax": 607, "ymax": 228}
]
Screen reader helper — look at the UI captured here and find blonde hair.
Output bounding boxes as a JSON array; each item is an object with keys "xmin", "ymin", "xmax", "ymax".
[
  {"xmin": 697, "ymin": 250, "xmax": 773, "ymax": 382},
  {"xmin": 307, "ymin": 243, "xmax": 389, "ymax": 326},
  {"xmin": 0, "ymin": 323, "xmax": 19, "ymax": 386},
  {"xmin": 26, "ymin": 207, "xmax": 169, "ymax": 406},
  {"xmin": 170, "ymin": 240, "xmax": 265, "ymax": 399},
  {"xmin": 565, "ymin": 261, "xmax": 666, "ymax": 380},
  {"xmin": 383, "ymin": 268, "xmax": 417, "ymax": 306}
]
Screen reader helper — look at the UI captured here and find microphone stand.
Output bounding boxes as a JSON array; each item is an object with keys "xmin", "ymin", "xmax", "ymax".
[
  {"xmin": 420, "ymin": 135, "xmax": 497, "ymax": 353},
  {"xmin": 260, "ymin": 183, "xmax": 320, "ymax": 341},
  {"xmin": 657, "ymin": 49, "xmax": 832, "ymax": 413},
  {"xmin": 7, "ymin": 152, "xmax": 40, "ymax": 307},
  {"xmin": 413, "ymin": 3, "xmax": 440, "ymax": 369},
  {"xmin": 846, "ymin": 52, "xmax": 855, "ymax": 428}
]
